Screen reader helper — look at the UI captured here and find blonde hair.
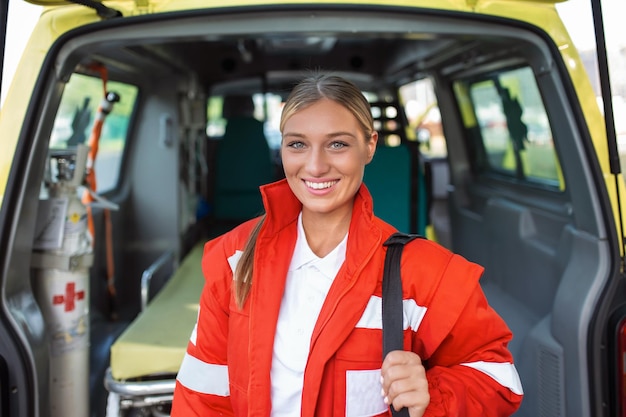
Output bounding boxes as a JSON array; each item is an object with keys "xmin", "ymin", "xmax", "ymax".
[
  {"xmin": 280, "ymin": 74, "xmax": 375, "ymax": 139},
  {"xmin": 233, "ymin": 74, "xmax": 374, "ymax": 309}
]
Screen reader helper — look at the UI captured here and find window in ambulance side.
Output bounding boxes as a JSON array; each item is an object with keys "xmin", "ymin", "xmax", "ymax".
[
  {"xmin": 399, "ymin": 78, "xmax": 450, "ymax": 244},
  {"xmin": 399, "ymin": 77, "xmax": 447, "ymax": 159},
  {"xmin": 453, "ymin": 66, "xmax": 562, "ymax": 189},
  {"xmin": 50, "ymin": 73, "xmax": 138, "ymax": 192}
]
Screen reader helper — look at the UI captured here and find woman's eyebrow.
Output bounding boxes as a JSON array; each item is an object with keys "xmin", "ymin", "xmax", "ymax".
[
  {"xmin": 281, "ymin": 131, "xmax": 306, "ymax": 139},
  {"xmin": 327, "ymin": 131, "xmax": 358, "ymax": 139},
  {"xmin": 281, "ymin": 130, "xmax": 358, "ymax": 140}
]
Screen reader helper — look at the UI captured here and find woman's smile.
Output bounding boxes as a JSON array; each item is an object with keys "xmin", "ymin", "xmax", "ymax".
[{"xmin": 303, "ymin": 179, "xmax": 339, "ymax": 192}]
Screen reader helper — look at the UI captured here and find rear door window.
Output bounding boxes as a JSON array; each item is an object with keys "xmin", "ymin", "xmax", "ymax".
[
  {"xmin": 454, "ymin": 66, "xmax": 561, "ymax": 188},
  {"xmin": 50, "ymin": 73, "xmax": 138, "ymax": 192}
]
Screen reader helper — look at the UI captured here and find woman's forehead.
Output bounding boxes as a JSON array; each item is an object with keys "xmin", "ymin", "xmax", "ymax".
[{"xmin": 284, "ymin": 100, "xmax": 359, "ymax": 130}]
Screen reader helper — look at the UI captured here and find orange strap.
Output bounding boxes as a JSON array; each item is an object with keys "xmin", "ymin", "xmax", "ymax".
[
  {"xmin": 82, "ymin": 63, "xmax": 109, "ymax": 236},
  {"xmin": 81, "ymin": 63, "xmax": 117, "ymax": 304}
]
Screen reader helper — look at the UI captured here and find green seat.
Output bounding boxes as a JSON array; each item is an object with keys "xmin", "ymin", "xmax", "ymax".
[
  {"xmin": 365, "ymin": 143, "xmax": 429, "ymax": 235},
  {"xmin": 365, "ymin": 144, "xmax": 412, "ymax": 233},
  {"xmin": 213, "ymin": 96, "xmax": 274, "ymax": 221}
]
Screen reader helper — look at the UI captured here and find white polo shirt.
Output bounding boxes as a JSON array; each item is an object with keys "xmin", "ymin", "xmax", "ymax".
[{"xmin": 270, "ymin": 213, "xmax": 348, "ymax": 417}]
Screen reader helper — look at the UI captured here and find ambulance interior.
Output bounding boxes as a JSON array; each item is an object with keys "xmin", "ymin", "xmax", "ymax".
[{"xmin": 8, "ymin": 6, "xmax": 614, "ymax": 417}]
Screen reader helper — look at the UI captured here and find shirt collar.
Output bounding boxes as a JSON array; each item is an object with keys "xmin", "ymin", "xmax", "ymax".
[{"xmin": 289, "ymin": 212, "xmax": 348, "ymax": 278}]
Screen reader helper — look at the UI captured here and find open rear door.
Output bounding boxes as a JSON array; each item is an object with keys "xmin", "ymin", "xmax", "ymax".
[
  {"xmin": 590, "ymin": 1, "xmax": 626, "ymax": 415},
  {"xmin": 0, "ymin": 4, "xmax": 46, "ymax": 416},
  {"xmin": 592, "ymin": 0, "xmax": 625, "ymax": 253},
  {"xmin": 0, "ymin": 4, "xmax": 15, "ymax": 416}
]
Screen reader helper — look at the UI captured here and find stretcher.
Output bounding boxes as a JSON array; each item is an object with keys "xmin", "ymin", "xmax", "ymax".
[{"xmin": 104, "ymin": 242, "xmax": 205, "ymax": 416}]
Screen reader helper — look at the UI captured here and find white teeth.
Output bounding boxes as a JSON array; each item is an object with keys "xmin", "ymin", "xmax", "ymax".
[{"xmin": 305, "ymin": 180, "xmax": 337, "ymax": 190}]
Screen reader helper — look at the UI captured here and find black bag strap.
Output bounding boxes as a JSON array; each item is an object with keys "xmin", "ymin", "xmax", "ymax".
[{"xmin": 382, "ymin": 232, "xmax": 422, "ymax": 417}]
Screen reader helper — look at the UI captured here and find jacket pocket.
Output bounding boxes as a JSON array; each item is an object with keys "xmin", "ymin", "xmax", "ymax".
[
  {"xmin": 334, "ymin": 328, "xmax": 388, "ymax": 417},
  {"xmin": 345, "ymin": 369, "xmax": 388, "ymax": 417}
]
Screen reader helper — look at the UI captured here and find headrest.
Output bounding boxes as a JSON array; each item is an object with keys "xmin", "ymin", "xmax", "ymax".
[{"xmin": 222, "ymin": 94, "xmax": 255, "ymax": 119}]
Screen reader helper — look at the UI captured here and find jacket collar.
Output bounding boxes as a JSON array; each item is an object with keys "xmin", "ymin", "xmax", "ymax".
[{"xmin": 259, "ymin": 178, "xmax": 377, "ymax": 239}]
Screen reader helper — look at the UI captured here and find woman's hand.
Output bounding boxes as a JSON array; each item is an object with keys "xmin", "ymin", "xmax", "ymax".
[{"xmin": 380, "ymin": 350, "xmax": 430, "ymax": 417}]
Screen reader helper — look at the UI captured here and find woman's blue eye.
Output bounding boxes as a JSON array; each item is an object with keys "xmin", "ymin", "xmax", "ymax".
[
  {"xmin": 287, "ymin": 141, "xmax": 305, "ymax": 149},
  {"xmin": 330, "ymin": 142, "xmax": 347, "ymax": 149}
]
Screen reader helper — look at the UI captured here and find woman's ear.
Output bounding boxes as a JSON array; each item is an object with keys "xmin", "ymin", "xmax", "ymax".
[{"xmin": 366, "ymin": 131, "xmax": 378, "ymax": 163}]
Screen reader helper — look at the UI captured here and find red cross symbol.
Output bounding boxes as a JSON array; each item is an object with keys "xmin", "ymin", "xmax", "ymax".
[{"xmin": 52, "ymin": 282, "xmax": 85, "ymax": 312}]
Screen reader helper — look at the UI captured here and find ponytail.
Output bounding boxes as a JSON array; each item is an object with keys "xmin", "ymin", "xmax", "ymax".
[{"xmin": 233, "ymin": 215, "xmax": 266, "ymax": 309}]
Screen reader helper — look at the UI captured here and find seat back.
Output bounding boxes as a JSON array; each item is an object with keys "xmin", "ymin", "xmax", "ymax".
[
  {"xmin": 213, "ymin": 95, "xmax": 274, "ymax": 221},
  {"xmin": 365, "ymin": 144, "xmax": 412, "ymax": 233}
]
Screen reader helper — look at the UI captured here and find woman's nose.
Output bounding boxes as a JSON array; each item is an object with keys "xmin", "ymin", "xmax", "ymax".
[{"xmin": 306, "ymin": 147, "xmax": 330, "ymax": 176}]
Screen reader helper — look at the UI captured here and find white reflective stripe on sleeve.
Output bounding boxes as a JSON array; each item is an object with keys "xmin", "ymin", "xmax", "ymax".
[
  {"xmin": 461, "ymin": 361, "xmax": 524, "ymax": 395},
  {"xmin": 189, "ymin": 322, "xmax": 198, "ymax": 346},
  {"xmin": 176, "ymin": 353, "xmax": 230, "ymax": 396},
  {"xmin": 189, "ymin": 305, "xmax": 200, "ymax": 345},
  {"xmin": 402, "ymin": 298, "xmax": 427, "ymax": 331},
  {"xmin": 356, "ymin": 296, "xmax": 427, "ymax": 332},
  {"xmin": 345, "ymin": 369, "xmax": 387, "ymax": 417},
  {"xmin": 228, "ymin": 250, "xmax": 243, "ymax": 278},
  {"xmin": 355, "ymin": 296, "xmax": 382, "ymax": 329}
]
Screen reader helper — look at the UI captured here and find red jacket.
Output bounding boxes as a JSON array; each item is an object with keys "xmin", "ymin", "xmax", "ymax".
[{"xmin": 172, "ymin": 179, "xmax": 523, "ymax": 416}]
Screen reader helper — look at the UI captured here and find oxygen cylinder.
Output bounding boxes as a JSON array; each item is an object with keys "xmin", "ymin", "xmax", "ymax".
[{"xmin": 32, "ymin": 144, "xmax": 92, "ymax": 417}]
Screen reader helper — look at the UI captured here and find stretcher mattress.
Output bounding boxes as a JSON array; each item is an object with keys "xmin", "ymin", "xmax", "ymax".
[{"xmin": 110, "ymin": 242, "xmax": 205, "ymax": 380}]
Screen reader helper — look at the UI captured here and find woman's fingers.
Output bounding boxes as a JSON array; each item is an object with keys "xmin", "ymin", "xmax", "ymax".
[{"xmin": 381, "ymin": 350, "xmax": 430, "ymax": 417}]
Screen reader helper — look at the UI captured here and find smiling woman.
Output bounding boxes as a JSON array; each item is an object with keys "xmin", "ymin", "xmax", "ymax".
[{"xmin": 172, "ymin": 74, "xmax": 522, "ymax": 417}]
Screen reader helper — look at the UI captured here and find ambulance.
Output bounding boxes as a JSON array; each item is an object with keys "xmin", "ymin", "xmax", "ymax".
[{"xmin": 0, "ymin": 1, "xmax": 624, "ymax": 416}]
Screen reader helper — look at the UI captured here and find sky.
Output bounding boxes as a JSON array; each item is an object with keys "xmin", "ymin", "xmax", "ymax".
[
  {"xmin": 556, "ymin": 0, "xmax": 625, "ymax": 51},
  {"xmin": 1, "ymin": 0, "xmax": 625, "ymax": 107}
]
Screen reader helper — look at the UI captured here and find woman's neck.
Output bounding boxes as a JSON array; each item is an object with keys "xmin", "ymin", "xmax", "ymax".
[{"xmin": 301, "ymin": 209, "xmax": 351, "ymax": 258}]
